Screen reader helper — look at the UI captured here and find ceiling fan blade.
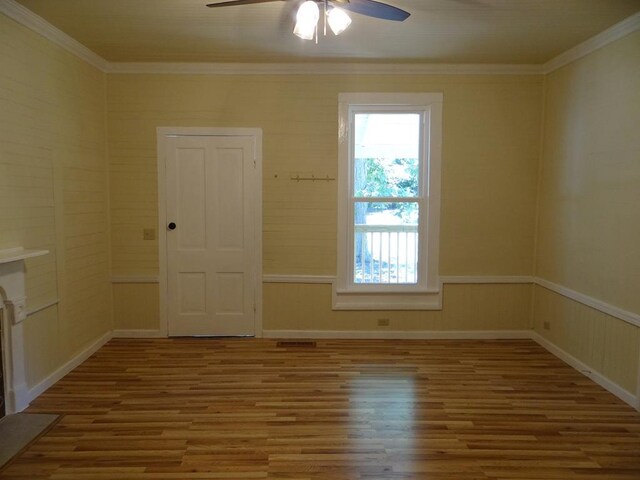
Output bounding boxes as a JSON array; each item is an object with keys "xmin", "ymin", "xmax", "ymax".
[
  {"xmin": 207, "ymin": 0, "xmax": 284, "ymax": 8},
  {"xmin": 338, "ymin": 0, "xmax": 410, "ymax": 21}
]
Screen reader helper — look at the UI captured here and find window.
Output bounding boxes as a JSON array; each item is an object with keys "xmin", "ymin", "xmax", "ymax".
[{"xmin": 335, "ymin": 93, "xmax": 442, "ymax": 310}]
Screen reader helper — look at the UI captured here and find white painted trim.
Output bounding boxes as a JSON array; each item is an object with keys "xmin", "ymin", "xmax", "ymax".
[
  {"xmin": 111, "ymin": 276, "xmax": 160, "ymax": 284},
  {"xmin": 108, "ymin": 62, "xmax": 542, "ymax": 76},
  {"xmin": 263, "ymin": 275, "xmax": 336, "ymax": 284},
  {"xmin": 543, "ymin": 12, "xmax": 640, "ymax": 74},
  {"xmin": 535, "ymin": 277, "xmax": 640, "ymax": 329},
  {"xmin": 637, "ymin": 347, "xmax": 640, "ymax": 410},
  {"xmin": 262, "ymin": 274, "xmax": 640, "ymax": 327},
  {"xmin": 157, "ymin": 127, "xmax": 263, "ymax": 338},
  {"xmin": 0, "ymin": 0, "xmax": 109, "ymax": 72},
  {"xmin": 112, "ymin": 329, "xmax": 165, "ymax": 338},
  {"xmin": 441, "ymin": 275, "xmax": 534, "ymax": 284},
  {"xmin": 157, "ymin": 127, "xmax": 262, "ymax": 138},
  {"xmin": 253, "ymin": 131, "xmax": 264, "ymax": 338},
  {"xmin": 263, "ymin": 329, "xmax": 532, "ymax": 340},
  {"xmin": 157, "ymin": 131, "xmax": 169, "ymax": 338},
  {"xmin": 0, "ymin": 248, "xmax": 48, "ymax": 264},
  {"xmin": 336, "ymin": 93, "xmax": 443, "ymax": 305},
  {"xmin": 26, "ymin": 330, "xmax": 112, "ymax": 408},
  {"xmin": 26, "ymin": 299, "xmax": 59, "ymax": 317},
  {"xmin": 332, "ymin": 284, "xmax": 442, "ymax": 310},
  {"xmin": 530, "ymin": 332, "xmax": 639, "ymax": 411}
]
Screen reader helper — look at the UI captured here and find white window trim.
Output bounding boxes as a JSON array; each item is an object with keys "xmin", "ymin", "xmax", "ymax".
[{"xmin": 335, "ymin": 93, "xmax": 443, "ymax": 310}]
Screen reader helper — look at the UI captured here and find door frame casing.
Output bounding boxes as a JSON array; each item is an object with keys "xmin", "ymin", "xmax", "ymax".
[{"xmin": 157, "ymin": 127, "xmax": 263, "ymax": 337}]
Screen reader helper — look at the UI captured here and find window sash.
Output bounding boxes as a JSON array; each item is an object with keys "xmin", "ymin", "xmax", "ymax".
[{"xmin": 347, "ymin": 108, "xmax": 428, "ymax": 291}]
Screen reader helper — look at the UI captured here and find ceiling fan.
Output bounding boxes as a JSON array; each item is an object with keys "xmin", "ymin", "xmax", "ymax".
[{"xmin": 206, "ymin": 0, "xmax": 410, "ymax": 41}]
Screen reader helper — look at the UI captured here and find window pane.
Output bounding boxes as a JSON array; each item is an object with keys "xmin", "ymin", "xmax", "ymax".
[
  {"xmin": 354, "ymin": 202, "xmax": 419, "ymax": 284},
  {"xmin": 353, "ymin": 113, "xmax": 420, "ymax": 198},
  {"xmin": 354, "ymin": 158, "xmax": 419, "ymax": 198}
]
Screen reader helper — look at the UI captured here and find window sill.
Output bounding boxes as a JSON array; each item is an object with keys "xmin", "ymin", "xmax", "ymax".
[{"xmin": 331, "ymin": 283, "xmax": 442, "ymax": 311}]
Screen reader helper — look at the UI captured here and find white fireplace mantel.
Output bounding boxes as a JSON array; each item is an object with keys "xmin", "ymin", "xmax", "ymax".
[{"xmin": 0, "ymin": 247, "xmax": 48, "ymax": 414}]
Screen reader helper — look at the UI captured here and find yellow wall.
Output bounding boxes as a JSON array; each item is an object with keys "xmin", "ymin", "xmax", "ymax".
[
  {"xmin": 266, "ymin": 283, "xmax": 532, "ymax": 332},
  {"xmin": 108, "ymin": 74, "xmax": 542, "ymax": 277},
  {"xmin": 112, "ymin": 283, "xmax": 159, "ymax": 331},
  {"xmin": 534, "ymin": 32, "xmax": 640, "ymax": 395},
  {"xmin": 107, "ymin": 74, "xmax": 542, "ymax": 331},
  {"xmin": 0, "ymin": 14, "xmax": 111, "ymax": 388}
]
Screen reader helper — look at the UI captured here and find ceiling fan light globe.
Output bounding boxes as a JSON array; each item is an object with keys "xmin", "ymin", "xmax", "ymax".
[
  {"xmin": 294, "ymin": 1, "xmax": 319, "ymax": 41},
  {"xmin": 296, "ymin": 1, "xmax": 320, "ymax": 24},
  {"xmin": 293, "ymin": 20, "xmax": 316, "ymax": 40},
  {"xmin": 327, "ymin": 7, "xmax": 352, "ymax": 35}
]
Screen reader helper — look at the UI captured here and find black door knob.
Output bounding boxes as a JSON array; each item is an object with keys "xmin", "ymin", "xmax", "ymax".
[{"xmin": 167, "ymin": 222, "xmax": 176, "ymax": 230}]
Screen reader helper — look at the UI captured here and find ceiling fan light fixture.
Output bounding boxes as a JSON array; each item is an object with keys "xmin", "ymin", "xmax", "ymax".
[
  {"xmin": 294, "ymin": 1, "xmax": 320, "ymax": 40},
  {"xmin": 327, "ymin": 7, "xmax": 351, "ymax": 35}
]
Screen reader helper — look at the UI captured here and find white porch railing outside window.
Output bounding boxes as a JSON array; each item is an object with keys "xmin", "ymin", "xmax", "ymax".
[{"xmin": 354, "ymin": 224, "xmax": 418, "ymax": 284}]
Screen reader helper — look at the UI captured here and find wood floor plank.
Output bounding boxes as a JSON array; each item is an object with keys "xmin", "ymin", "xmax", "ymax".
[{"xmin": 1, "ymin": 338, "xmax": 639, "ymax": 479}]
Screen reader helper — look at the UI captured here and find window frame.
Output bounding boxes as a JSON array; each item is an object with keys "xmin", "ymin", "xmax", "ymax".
[{"xmin": 335, "ymin": 93, "xmax": 443, "ymax": 310}]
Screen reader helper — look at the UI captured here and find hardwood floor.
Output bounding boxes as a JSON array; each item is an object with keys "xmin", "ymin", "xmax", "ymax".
[{"xmin": 3, "ymin": 338, "xmax": 640, "ymax": 479}]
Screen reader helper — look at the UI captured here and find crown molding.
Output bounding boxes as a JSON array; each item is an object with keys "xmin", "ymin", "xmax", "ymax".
[
  {"xmin": 0, "ymin": 0, "xmax": 109, "ymax": 72},
  {"xmin": 543, "ymin": 11, "xmax": 640, "ymax": 74},
  {"xmin": 106, "ymin": 61, "xmax": 542, "ymax": 75},
  {"xmin": 1, "ymin": 0, "xmax": 637, "ymax": 77}
]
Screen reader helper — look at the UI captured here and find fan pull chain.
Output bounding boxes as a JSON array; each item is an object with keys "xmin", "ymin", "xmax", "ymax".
[{"xmin": 323, "ymin": 0, "xmax": 328, "ymax": 36}]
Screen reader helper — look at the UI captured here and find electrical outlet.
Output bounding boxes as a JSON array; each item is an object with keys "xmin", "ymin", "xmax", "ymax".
[
  {"xmin": 543, "ymin": 321, "xmax": 551, "ymax": 330},
  {"xmin": 143, "ymin": 228, "xmax": 156, "ymax": 240},
  {"xmin": 377, "ymin": 318, "xmax": 390, "ymax": 327}
]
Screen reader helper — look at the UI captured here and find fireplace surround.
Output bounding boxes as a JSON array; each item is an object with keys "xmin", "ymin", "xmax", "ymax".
[{"xmin": 0, "ymin": 248, "xmax": 47, "ymax": 415}]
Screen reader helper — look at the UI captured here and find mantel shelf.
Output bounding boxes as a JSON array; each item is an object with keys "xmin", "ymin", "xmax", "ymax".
[{"xmin": 0, "ymin": 248, "xmax": 48, "ymax": 265}]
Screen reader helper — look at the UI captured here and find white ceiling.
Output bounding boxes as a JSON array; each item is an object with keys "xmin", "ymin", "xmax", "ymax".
[{"xmin": 13, "ymin": 0, "xmax": 640, "ymax": 64}]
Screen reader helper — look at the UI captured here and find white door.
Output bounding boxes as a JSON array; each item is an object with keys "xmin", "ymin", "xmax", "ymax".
[{"xmin": 165, "ymin": 134, "xmax": 257, "ymax": 336}]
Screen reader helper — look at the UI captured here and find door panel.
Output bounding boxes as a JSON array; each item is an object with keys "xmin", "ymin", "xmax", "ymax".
[
  {"xmin": 176, "ymin": 149, "xmax": 206, "ymax": 249},
  {"xmin": 166, "ymin": 135, "xmax": 255, "ymax": 336}
]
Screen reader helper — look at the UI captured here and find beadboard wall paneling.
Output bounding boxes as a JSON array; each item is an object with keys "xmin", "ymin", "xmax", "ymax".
[
  {"xmin": 264, "ymin": 282, "xmax": 533, "ymax": 332},
  {"xmin": 534, "ymin": 31, "xmax": 640, "ymax": 396},
  {"xmin": 0, "ymin": 13, "xmax": 111, "ymax": 390},
  {"xmin": 107, "ymin": 74, "xmax": 543, "ymax": 278},
  {"xmin": 533, "ymin": 285, "xmax": 640, "ymax": 395}
]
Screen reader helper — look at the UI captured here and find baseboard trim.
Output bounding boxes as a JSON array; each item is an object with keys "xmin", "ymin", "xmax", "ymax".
[
  {"xmin": 26, "ymin": 330, "xmax": 113, "ymax": 407},
  {"xmin": 262, "ymin": 329, "xmax": 532, "ymax": 340},
  {"xmin": 530, "ymin": 331, "xmax": 639, "ymax": 411},
  {"xmin": 112, "ymin": 329, "xmax": 165, "ymax": 338}
]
